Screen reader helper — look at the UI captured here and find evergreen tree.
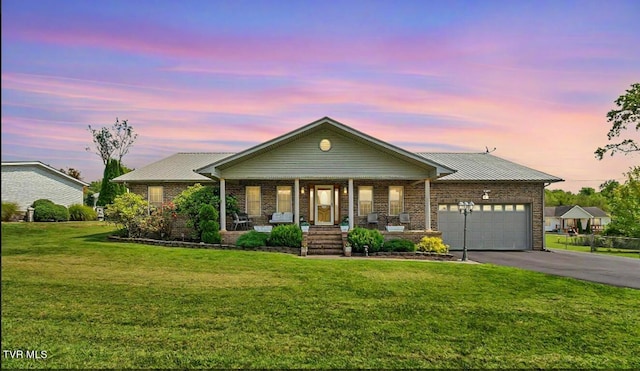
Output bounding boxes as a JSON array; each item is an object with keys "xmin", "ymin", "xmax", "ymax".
[{"xmin": 97, "ymin": 159, "xmax": 126, "ymax": 206}]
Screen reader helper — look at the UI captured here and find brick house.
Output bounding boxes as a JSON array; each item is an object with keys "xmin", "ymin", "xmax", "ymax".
[{"xmin": 113, "ymin": 117, "xmax": 562, "ymax": 251}]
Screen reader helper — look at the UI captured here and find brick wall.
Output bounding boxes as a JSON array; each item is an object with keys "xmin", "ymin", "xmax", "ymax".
[
  {"xmin": 127, "ymin": 180, "xmax": 546, "ymax": 250},
  {"xmin": 430, "ymin": 181, "xmax": 546, "ymax": 250}
]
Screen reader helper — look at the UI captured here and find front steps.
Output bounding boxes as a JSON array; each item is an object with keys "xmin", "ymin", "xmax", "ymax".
[{"xmin": 306, "ymin": 226, "xmax": 344, "ymax": 255}]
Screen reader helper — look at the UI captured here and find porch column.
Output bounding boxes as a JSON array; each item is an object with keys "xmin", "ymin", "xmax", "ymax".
[
  {"xmin": 425, "ymin": 179, "xmax": 431, "ymax": 230},
  {"xmin": 294, "ymin": 178, "xmax": 300, "ymax": 226},
  {"xmin": 348, "ymin": 178, "xmax": 354, "ymax": 230},
  {"xmin": 220, "ymin": 178, "xmax": 226, "ymax": 232}
]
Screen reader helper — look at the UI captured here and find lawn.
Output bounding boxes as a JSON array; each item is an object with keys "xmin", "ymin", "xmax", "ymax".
[
  {"xmin": 2, "ymin": 222, "xmax": 639, "ymax": 369},
  {"xmin": 546, "ymin": 233, "xmax": 640, "ymax": 258}
]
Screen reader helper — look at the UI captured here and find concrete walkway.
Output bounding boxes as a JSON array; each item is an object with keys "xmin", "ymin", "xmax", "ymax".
[{"xmin": 450, "ymin": 249, "xmax": 640, "ymax": 289}]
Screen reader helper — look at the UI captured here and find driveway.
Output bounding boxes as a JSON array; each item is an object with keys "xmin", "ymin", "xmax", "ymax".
[{"xmin": 450, "ymin": 249, "xmax": 640, "ymax": 289}]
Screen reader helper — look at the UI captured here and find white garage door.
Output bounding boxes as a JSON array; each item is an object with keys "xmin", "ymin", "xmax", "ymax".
[{"xmin": 438, "ymin": 203, "xmax": 531, "ymax": 250}]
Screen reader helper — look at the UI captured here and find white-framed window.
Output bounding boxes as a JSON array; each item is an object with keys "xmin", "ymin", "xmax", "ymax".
[
  {"xmin": 358, "ymin": 186, "xmax": 373, "ymax": 216},
  {"xmin": 277, "ymin": 186, "xmax": 292, "ymax": 213},
  {"xmin": 148, "ymin": 186, "xmax": 163, "ymax": 211},
  {"xmin": 246, "ymin": 186, "xmax": 261, "ymax": 217},
  {"xmin": 388, "ymin": 186, "xmax": 404, "ymax": 216}
]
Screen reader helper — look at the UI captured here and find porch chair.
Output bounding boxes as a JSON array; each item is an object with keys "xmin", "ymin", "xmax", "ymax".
[
  {"xmin": 233, "ymin": 212, "xmax": 251, "ymax": 230},
  {"xmin": 399, "ymin": 212, "xmax": 411, "ymax": 230},
  {"xmin": 367, "ymin": 212, "xmax": 379, "ymax": 229}
]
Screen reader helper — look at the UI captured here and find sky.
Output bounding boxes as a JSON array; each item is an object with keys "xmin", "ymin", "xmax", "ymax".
[{"xmin": 2, "ymin": 0, "xmax": 638, "ymax": 192}]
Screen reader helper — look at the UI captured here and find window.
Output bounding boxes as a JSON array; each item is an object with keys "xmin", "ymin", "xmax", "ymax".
[
  {"xmin": 276, "ymin": 186, "xmax": 292, "ymax": 213},
  {"xmin": 483, "ymin": 205, "xmax": 492, "ymax": 211},
  {"xmin": 246, "ymin": 186, "xmax": 261, "ymax": 217},
  {"xmin": 388, "ymin": 186, "xmax": 404, "ymax": 216},
  {"xmin": 358, "ymin": 186, "xmax": 373, "ymax": 216},
  {"xmin": 148, "ymin": 186, "xmax": 163, "ymax": 211}
]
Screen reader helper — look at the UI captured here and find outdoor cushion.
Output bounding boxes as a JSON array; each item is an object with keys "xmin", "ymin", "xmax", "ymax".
[{"xmin": 269, "ymin": 212, "xmax": 293, "ymax": 223}]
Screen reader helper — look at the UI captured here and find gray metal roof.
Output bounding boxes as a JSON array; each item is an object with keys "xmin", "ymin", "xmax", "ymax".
[
  {"xmin": 112, "ymin": 153, "xmax": 233, "ymax": 183},
  {"xmin": 418, "ymin": 153, "xmax": 563, "ymax": 182}
]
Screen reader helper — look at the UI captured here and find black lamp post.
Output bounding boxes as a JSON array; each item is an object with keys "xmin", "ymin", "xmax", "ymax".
[{"xmin": 458, "ymin": 201, "xmax": 474, "ymax": 262}]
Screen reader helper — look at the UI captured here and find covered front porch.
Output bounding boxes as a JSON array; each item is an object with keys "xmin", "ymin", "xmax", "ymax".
[{"xmin": 218, "ymin": 178, "xmax": 435, "ymax": 232}]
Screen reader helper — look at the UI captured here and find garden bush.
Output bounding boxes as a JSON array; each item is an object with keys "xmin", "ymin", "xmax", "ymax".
[
  {"xmin": 174, "ymin": 183, "xmax": 238, "ymax": 239},
  {"xmin": 347, "ymin": 227, "xmax": 384, "ymax": 253},
  {"xmin": 31, "ymin": 199, "xmax": 55, "ymax": 208},
  {"xmin": 416, "ymin": 236, "xmax": 449, "ymax": 254},
  {"xmin": 383, "ymin": 238, "xmax": 416, "ymax": 252},
  {"xmin": 198, "ymin": 204, "xmax": 220, "ymax": 244},
  {"xmin": 2, "ymin": 202, "xmax": 20, "ymax": 222},
  {"xmin": 104, "ymin": 193, "xmax": 148, "ymax": 237},
  {"xmin": 268, "ymin": 224, "xmax": 302, "ymax": 248},
  {"xmin": 69, "ymin": 204, "xmax": 98, "ymax": 221},
  {"xmin": 32, "ymin": 200, "xmax": 69, "ymax": 222},
  {"xmin": 236, "ymin": 231, "xmax": 270, "ymax": 248}
]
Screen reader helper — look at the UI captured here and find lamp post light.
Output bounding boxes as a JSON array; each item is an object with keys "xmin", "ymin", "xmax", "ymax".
[{"xmin": 458, "ymin": 201, "xmax": 474, "ymax": 262}]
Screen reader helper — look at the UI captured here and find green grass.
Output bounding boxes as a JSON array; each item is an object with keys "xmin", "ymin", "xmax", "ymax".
[
  {"xmin": 546, "ymin": 233, "xmax": 640, "ymax": 258},
  {"xmin": 3, "ymin": 222, "xmax": 640, "ymax": 369}
]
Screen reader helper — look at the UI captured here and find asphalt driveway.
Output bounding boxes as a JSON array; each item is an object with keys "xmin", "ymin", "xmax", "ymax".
[{"xmin": 450, "ymin": 249, "xmax": 640, "ymax": 289}]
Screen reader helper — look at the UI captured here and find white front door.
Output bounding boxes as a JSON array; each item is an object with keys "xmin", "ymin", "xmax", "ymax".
[{"xmin": 315, "ymin": 186, "xmax": 334, "ymax": 225}]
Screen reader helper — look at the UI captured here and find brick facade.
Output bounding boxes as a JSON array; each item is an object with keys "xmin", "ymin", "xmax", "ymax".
[
  {"xmin": 430, "ymin": 181, "xmax": 546, "ymax": 250},
  {"xmin": 127, "ymin": 179, "xmax": 546, "ymax": 250}
]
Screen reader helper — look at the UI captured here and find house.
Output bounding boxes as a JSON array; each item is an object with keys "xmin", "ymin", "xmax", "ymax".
[
  {"xmin": 113, "ymin": 117, "xmax": 563, "ymax": 251},
  {"xmin": 1, "ymin": 161, "xmax": 89, "ymax": 214},
  {"xmin": 545, "ymin": 205, "xmax": 611, "ymax": 233}
]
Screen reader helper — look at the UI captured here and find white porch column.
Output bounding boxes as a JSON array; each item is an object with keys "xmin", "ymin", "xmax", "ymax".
[
  {"xmin": 425, "ymin": 179, "xmax": 431, "ymax": 230},
  {"xmin": 348, "ymin": 178, "xmax": 354, "ymax": 230},
  {"xmin": 294, "ymin": 178, "xmax": 300, "ymax": 226},
  {"xmin": 220, "ymin": 178, "xmax": 226, "ymax": 231}
]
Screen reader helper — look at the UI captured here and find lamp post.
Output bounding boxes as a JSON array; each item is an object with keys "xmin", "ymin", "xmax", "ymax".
[{"xmin": 458, "ymin": 201, "xmax": 474, "ymax": 262}]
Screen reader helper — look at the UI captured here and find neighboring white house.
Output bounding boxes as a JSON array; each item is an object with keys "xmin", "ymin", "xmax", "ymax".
[
  {"xmin": 1, "ymin": 161, "xmax": 89, "ymax": 212},
  {"xmin": 544, "ymin": 205, "xmax": 611, "ymax": 233}
]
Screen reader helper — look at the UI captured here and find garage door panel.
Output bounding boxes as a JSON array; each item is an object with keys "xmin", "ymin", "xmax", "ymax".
[{"xmin": 438, "ymin": 204, "xmax": 530, "ymax": 251}]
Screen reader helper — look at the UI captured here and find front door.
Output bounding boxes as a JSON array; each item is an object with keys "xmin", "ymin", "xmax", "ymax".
[{"xmin": 315, "ymin": 186, "xmax": 334, "ymax": 225}]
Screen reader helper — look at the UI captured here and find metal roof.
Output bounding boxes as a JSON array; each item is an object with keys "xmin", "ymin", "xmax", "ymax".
[
  {"xmin": 418, "ymin": 153, "xmax": 563, "ymax": 182},
  {"xmin": 112, "ymin": 153, "xmax": 233, "ymax": 183}
]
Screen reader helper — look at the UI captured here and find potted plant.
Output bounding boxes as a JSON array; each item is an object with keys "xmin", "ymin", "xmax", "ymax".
[
  {"xmin": 300, "ymin": 221, "xmax": 310, "ymax": 233},
  {"xmin": 343, "ymin": 242, "xmax": 352, "ymax": 257},
  {"xmin": 340, "ymin": 216, "xmax": 349, "ymax": 232}
]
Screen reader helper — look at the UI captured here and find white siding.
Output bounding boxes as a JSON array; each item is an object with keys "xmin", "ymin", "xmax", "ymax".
[{"xmin": 1, "ymin": 165, "xmax": 85, "ymax": 211}]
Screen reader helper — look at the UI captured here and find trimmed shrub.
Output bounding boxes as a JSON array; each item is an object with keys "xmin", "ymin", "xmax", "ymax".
[
  {"xmin": 268, "ymin": 224, "xmax": 302, "ymax": 248},
  {"xmin": 236, "ymin": 231, "xmax": 270, "ymax": 248},
  {"xmin": 32, "ymin": 199, "xmax": 55, "ymax": 208},
  {"xmin": 69, "ymin": 204, "xmax": 98, "ymax": 221},
  {"xmin": 33, "ymin": 201, "xmax": 69, "ymax": 222},
  {"xmin": 383, "ymin": 238, "xmax": 416, "ymax": 252},
  {"xmin": 2, "ymin": 202, "xmax": 20, "ymax": 222},
  {"xmin": 347, "ymin": 227, "xmax": 384, "ymax": 253},
  {"xmin": 416, "ymin": 236, "xmax": 449, "ymax": 254},
  {"xmin": 174, "ymin": 183, "xmax": 238, "ymax": 239},
  {"xmin": 198, "ymin": 204, "xmax": 220, "ymax": 244}
]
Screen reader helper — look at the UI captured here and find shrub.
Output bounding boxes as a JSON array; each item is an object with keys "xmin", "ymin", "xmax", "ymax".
[
  {"xmin": 268, "ymin": 224, "xmax": 302, "ymax": 247},
  {"xmin": 31, "ymin": 199, "xmax": 55, "ymax": 208},
  {"xmin": 33, "ymin": 201, "xmax": 69, "ymax": 222},
  {"xmin": 198, "ymin": 204, "xmax": 220, "ymax": 244},
  {"xmin": 236, "ymin": 231, "xmax": 270, "ymax": 248},
  {"xmin": 174, "ymin": 184, "xmax": 238, "ymax": 239},
  {"xmin": 104, "ymin": 193, "xmax": 148, "ymax": 237},
  {"xmin": 2, "ymin": 202, "xmax": 20, "ymax": 222},
  {"xmin": 347, "ymin": 227, "xmax": 384, "ymax": 253},
  {"xmin": 383, "ymin": 238, "xmax": 416, "ymax": 252},
  {"xmin": 69, "ymin": 204, "xmax": 98, "ymax": 221},
  {"xmin": 416, "ymin": 236, "xmax": 449, "ymax": 254}
]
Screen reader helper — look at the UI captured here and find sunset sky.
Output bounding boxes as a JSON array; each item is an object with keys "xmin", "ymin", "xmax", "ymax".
[{"xmin": 2, "ymin": 0, "xmax": 638, "ymax": 192}]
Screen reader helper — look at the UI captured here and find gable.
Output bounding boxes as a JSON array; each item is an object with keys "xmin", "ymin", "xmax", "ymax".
[
  {"xmin": 561, "ymin": 206, "xmax": 593, "ymax": 219},
  {"xmin": 210, "ymin": 126, "xmax": 438, "ymax": 180}
]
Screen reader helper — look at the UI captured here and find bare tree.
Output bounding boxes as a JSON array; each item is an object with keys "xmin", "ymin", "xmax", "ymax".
[{"xmin": 86, "ymin": 118, "xmax": 138, "ymax": 165}]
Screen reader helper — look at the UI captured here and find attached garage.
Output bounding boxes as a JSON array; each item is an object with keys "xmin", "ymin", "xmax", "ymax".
[{"xmin": 438, "ymin": 203, "xmax": 531, "ymax": 250}]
